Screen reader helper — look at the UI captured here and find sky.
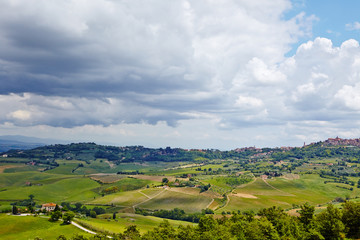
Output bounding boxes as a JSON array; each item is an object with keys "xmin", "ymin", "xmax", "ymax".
[{"xmin": 1, "ymin": 0, "xmax": 360, "ymax": 150}]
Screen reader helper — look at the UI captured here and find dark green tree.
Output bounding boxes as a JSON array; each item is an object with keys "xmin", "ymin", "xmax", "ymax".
[
  {"xmin": 315, "ymin": 204, "xmax": 345, "ymax": 239},
  {"xmin": 56, "ymin": 235, "xmax": 67, "ymax": 240},
  {"xmin": 49, "ymin": 210, "xmax": 62, "ymax": 222},
  {"xmin": 90, "ymin": 210, "xmax": 97, "ymax": 218},
  {"xmin": 54, "ymin": 204, "xmax": 60, "ymax": 212},
  {"xmin": 198, "ymin": 215, "xmax": 217, "ymax": 232},
  {"xmin": 299, "ymin": 202, "xmax": 315, "ymax": 229},
  {"xmin": 342, "ymin": 201, "xmax": 360, "ymax": 238},
  {"xmin": 74, "ymin": 202, "xmax": 83, "ymax": 210},
  {"xmin": 63, "ymin": 211, "xmax": 75, "ymax": 224},
  {"xmin": 12, "ymin": 205, "xmax": 18, "ymax": 215},
  {"xmin": 244, "ymin": 218, "xmax": 280, "ymax": 240},
  {"xmin": 119, "ymin": 225, "xmax": 141, "ymax": 240},
  {"xmin": 142, "ymin": 220, "xmax": 175, "ymax": 239}
]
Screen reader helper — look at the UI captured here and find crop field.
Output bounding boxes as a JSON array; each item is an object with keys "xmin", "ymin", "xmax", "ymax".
[
  {"xmin": 0, "ymin": 214, "xmax": 92, "ymax": 240},
  {"xmin": 96, "ymin": 177, "xmax": 154, "ymax": 193},
  {"xmin": 90, "ymin": 173, "xmax": 127, "ymax": 183},
  {"xmin": 130, "ymin": 174, "xmax": 178, "ymax": 183},
  {"xmin": 138, "ymin": 188, "xmax": 212, "ymax": 213},
  {"xmin": 76, "ymin": 213, "xmax": 196, "ymax": 234},
  {"xmin": 0, "ymin": 174, "xmax": 100, "ymax": 202},
  {"xmin": 139, "ymin": 188, "xmax": 165, "ymax": 198},
  {"xmin": 90, "ymin": 189, "xmax": 149, "ymax": 207},
  {"xmin": 47, "ymin": 160, "xmax": 84, "ymax": 175},
  {"xmin": 0, "ymin": 171, "xmax": 75, "ymax": 188},
  {"xmin": 219, "ymin": 174, "xmax": 354, "ymax": 213},
  {"xmin": 2, "ymin": 141, "xmax": 360, "ymax": 239}
]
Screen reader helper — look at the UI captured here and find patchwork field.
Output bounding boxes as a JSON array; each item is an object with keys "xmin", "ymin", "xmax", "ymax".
[
  {"xmin": 75, "ymin": 213, "xmax": 197, "ymax": 234},
  {"xmin": 90, "ymin": 189, "xmax": 149, "ymax": 207},
  {"xmin": 138, "ymin": 188, "xmax": 212, "ymax": 213},
  {"xmin": 2, "ymin": 141, "xmax": 360, "ymax": 239},
  {"xmin": 219, "ymin": 174, "xmax": 354, "ymax": 213}
]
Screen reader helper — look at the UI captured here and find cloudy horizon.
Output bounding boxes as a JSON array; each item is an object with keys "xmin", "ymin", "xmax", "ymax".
[{"xmin": 1, "ymin": 0, "xmax": 360, "ymax": 150}]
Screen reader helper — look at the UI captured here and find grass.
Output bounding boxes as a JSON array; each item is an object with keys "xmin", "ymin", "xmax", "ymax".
[
  {"xmin": 138, "ymin": 189, "xmax": 212, "ymax": 213},
  {"xmin": 0, "ymin": 204, "xmax": 11, "ymax": 213},
  {"xmin": 139, "ymin": 188, "xmax": 165, "ymax": 198},
  {"xmin": 76, "ymin": 213, "xmax": 197, "ymax": 234},
  {"xmin": 90, "ymin": 190, "xmax": 148, "ymax": 206},
  {"xmin": 90, "ymin": 174, "xmax": 126, "ymax": 183},
  {"xmin": 47, "ymin": 160, "xmax": 84, "ymax": 175},
  {"xmin": 218, "ymin": 174, "xmax": 354, "ymax": 213},
  {"xmin": 0, "ymin": 175, "xmax": 100, "ymax": 203},
  {"xmin": 96, "ymin": 177, "xmax": 154, "ymax": 194},
  {"xmin": 0, "ymin": 214, "xmax": 92, "ymax": 239}
]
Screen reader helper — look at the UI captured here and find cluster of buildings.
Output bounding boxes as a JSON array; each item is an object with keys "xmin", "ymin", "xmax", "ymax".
[{"xmin": 322, "ymin": 137, "xmax": 360, "ymax": 147}]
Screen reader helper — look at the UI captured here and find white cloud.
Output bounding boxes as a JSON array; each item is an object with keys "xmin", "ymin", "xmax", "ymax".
[
  {"xmin": 2, "ymin": 1, "xmax": 360, "ymax": 148},
  {"xmin": 235, "ymin": 96, "xmax": 264, "ymax": 108},
  {"xmin": 346, "ymin": 21, "xmax": 360, "ymax": 31},
  {"xmin": 246, "ymin": 58, "xmax": 287, "ymax": 84},
  {"xmin": 335, "ymin": 84, "xmax": 360, "ymax": 110},
  {"xmin": 7, "ymin": 110, "xmax": 31, "ymax": 121}
]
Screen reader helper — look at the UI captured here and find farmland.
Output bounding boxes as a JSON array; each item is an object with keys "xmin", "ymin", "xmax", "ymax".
[
  {"xmin": 1, "ymin": 137, "xmax": 360, "ymax": 238},
  {"xmin": 0, "ymin": 214, "xmax": 92, "ymax": 240}
]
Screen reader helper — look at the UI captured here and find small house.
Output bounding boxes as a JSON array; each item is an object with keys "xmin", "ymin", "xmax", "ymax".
[{"xmin": 41, "ymin": 203, "xmax": 57, "ymax": 211}]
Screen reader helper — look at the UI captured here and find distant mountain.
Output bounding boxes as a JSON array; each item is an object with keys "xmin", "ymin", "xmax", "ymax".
[{"xmin": 0, "ymin": 135, "xmax": 68, "ymax": 152}]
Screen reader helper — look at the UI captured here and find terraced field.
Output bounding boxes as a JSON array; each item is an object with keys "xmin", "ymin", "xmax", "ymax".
[
  {"xmin": 138, "ymin": 188, "xmax": 212, "ymax": 213},
  {"xmin": 219, "ymin": 174, "xmax": 354, "ymax": 213}
]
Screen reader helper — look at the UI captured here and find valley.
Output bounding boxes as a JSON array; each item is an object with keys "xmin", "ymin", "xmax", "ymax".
[{"xmin": 1, "ymin": 137, "xmax": 360, "ymax": 239}]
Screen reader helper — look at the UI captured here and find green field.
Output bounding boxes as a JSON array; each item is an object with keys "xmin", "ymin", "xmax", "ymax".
[
  {"xmin": 90, "ymin": 189, "xmax": 148, "ymax": 207},
  {"xmin": 219, "ymin": 174, "xmax": 355, "ymax": 213},
  {"xmin": 75, "ymin": 213, "xmax": 196, "ymax": 234},
  {"xmin": 0, "ymin": 173, "xmax": 100, "ymax": 202},
  {"xmin": 0, "ymin": 214, "xmax": 92, "ymax": 240},
  {"xmin": 2, "ymin": 142, "xmax": 360, "ymax": 239},
  {"xmin": 138, "ymin": 188, "xmax": 212, "ymax": 213}
]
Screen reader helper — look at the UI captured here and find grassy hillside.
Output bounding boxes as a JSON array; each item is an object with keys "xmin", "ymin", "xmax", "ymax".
[
  {"xmin": 0, "ymin": 174, "xmax": 100, "ymax": 203},
  {"xmin": 138, "ymin": 188, "xmax": 212, "ymax": 213},
  {"xmin": 75, "ymin": 213, "xmax": 196, "ymax": 234},
  {"xmin": 0, "ymin": 214, "xmax": 92, "ymax": 240},
  {"xmin": 219, "ymin": 174, "xmax": 354, "ymax": 213}
]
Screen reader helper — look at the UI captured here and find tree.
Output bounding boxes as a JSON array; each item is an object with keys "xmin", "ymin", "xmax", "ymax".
[
  {"xmin": 244, "ymin": 218, "xmax": 280, "ymax": 240},
  {"xmin": 342, "ymin": 201, "xmax": 360, "ymax": 238},
  {"xmin": 29, "ymin": 194, "xmax": 34, "ymax": 200},
  {"xmin": 162, "ymin": 178, "xmax": 169, "ymax": 184},
  {"xmin": 299, "ymin": 202, "xmax": 315, "ymax": 229},
  {"xmin": 50, "ymin": 210, "xmax": 62, "ymax": 222},
  {"xmin": 90, "ymin": 210, "xmax": 97, "ymax": 218},
  {"xmin": 120, "ymin": 225, "xmax": 141, "ymax": 240},
  {"xmin": 113, "ymin": 212, "xmax": 116, "ymax": 219},
  {"xmin": 198, "ymin": 215, "xmax": 217, "ymax": 232},
  {"xmin": 54, "ymin": 204, "xmax": 60, "ymax": 212},
  {"xmin": 315, "ymin": 204, "xmax": 345, "ymax": 239},
  {"xmin": 63, "ymin": 211, "xmax": 75, "ymax": 224},
  {"xmin": 12, "ymin": 205, "xmax": 18, "ymax": 215},
  {"xmin": 27, "ymin": 204, "xmax": 34, "ymax": 213},
  {"xmin": 74, "ymin": 202, "xmax": 82, "ymax": 210}
]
